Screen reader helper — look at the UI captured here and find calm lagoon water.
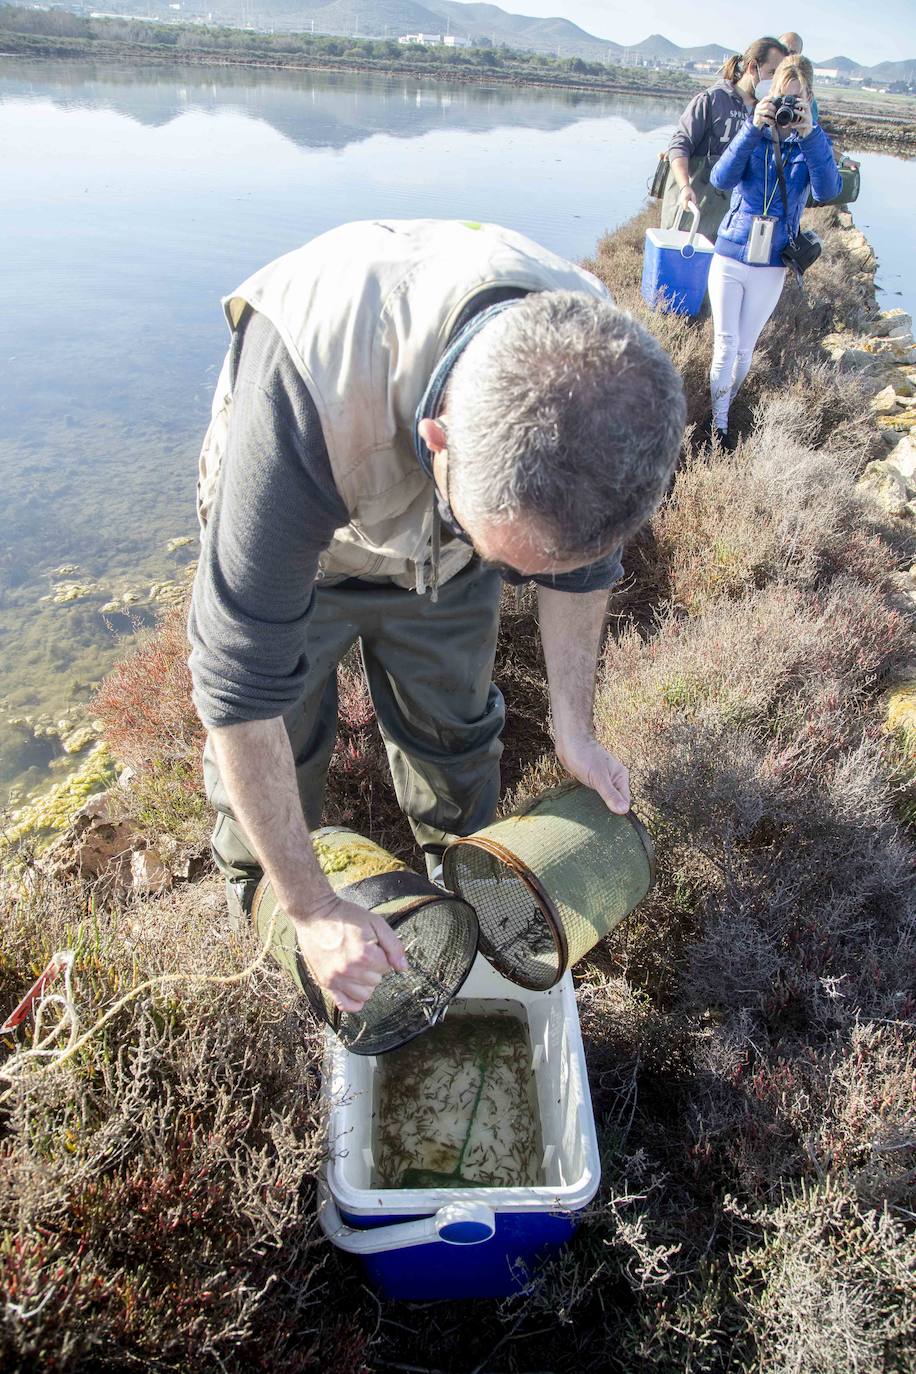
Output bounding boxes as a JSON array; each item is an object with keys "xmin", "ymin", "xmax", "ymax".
[{"xmin": 1, "ymin": 59, "xmax": 914, "ymax": 798}]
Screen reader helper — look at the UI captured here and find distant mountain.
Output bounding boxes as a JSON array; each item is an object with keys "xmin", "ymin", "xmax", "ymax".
[
  {"xmin": 633, "ymin": 34, "xmax": 733, "ymax": 63},
  {"xmin": 816, "ymin": 56, "xmax": 864, "ymax": 73},
  {"xmin": 31, "ymin": 0, "xmax": 910, "ymax": 75},
  {"xmin": 868, "ymin": 59, "xmax": 916, "ymax": 82},
  {"xmin": 414, "ymin": 1, "xmax": 631, "ymax": 58}
]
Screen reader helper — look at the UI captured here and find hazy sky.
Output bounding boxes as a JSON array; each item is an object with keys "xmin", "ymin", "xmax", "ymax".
[{"xmin": 486, "ymin": 0, "xmax": 916, "ymax": 68}]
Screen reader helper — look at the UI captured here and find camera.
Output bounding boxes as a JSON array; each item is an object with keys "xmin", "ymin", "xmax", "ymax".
[{"xmin": 772, "ymin": 94, "xmax": 802, "ymax": 128}]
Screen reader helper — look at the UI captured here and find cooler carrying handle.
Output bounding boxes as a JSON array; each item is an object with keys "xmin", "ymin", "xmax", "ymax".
[
  {"xmin": 676, "ymin": 203, "xmax": 702, "ymax": 258},
  {"xmin": 318, "ymin": 1181, "xmax": 496, "ymax": 1252}
]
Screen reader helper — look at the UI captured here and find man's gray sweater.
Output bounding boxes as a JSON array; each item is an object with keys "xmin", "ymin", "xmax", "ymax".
[{"xmin": 188, "ymin": 308, "xmax": 623, "ymax": 731}]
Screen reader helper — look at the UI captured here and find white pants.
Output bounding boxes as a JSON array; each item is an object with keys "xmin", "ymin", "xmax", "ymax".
[{"xmin": 708, "ymin": 254, "xmax": 786, "ymax": 429}]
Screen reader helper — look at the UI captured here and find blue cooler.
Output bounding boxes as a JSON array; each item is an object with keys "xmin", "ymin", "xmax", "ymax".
[
  {"xmin": 319, "ymin": 953, "xmax": 600, "ymax": 1300},
  {"xmin": 641, "ymin": 204, "xmax": 715, "ymax": 316}
]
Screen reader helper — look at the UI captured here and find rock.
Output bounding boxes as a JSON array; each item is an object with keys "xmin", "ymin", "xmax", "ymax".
[
  {"xmin": 837, "ymin": 211, "xmax": 854, "ymax": 229},
  {"xmin": 844, "ymin": 229, "xmax": 877, "ymax": 271},
  {"xmin": 884, "ymin": 679, "xmax": 916, "ymax": 741},
  {"xmin": 51, "ymin": 564, "xmax": 81, "ymax": 577},
  {"xmin": 117, "ymin": 766, "xmax": 136, "ymax": 789},
  {"xmin": 835, "ymin": 347, "xmax": 891, "ymax": 378},
  {"xmin": 868, "ymin": 309, "xmax": 912, "ymax": 340},
  {"xmin": 166, "ymin": 536, "xmax": 193, "ymax": 553},
  {"xmin": 888, "ymin": 435, "xmax": 916, "ymax": 482},
  {"xmin": 131, "ymin": 848, "xmax": 173, "ymax": 894},
  {"xmin": 170, "ymin": 850, "xmax": 210, "ymax": 884},
  {"xmin": 862, "ymin": 337, "xmax": 916, "ymax": 365},
  {"xmin": 858, "ymin": 460, "xmax": 914, "ymax": 518},
  {"xmin": 148, "ymin": 580, "xmax": 187, "ymax": 607},
  {"xmin": 878, "ymin": 409, "xmax": 916, "ymax": 434},
  {"xmin": 121, "ymin": 591, "xmax": 142, "ymax": 605},
  {"xmin": 44, "ymin": 582, "xmax": 95, "ymax": 605},
  {"xmin": 871, "ymin": 386, "xmax": 899, "ymax": 416}
]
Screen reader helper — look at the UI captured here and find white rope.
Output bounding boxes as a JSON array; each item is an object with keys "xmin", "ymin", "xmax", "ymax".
[{"xmin": 0, "ymin": 913, "xmax": 277, "ymax": 1104}]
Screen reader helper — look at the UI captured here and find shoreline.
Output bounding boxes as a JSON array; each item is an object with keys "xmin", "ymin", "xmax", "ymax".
[{"xmin": 3, "ymin": 38, "xmax": 916, "ymax": 155}]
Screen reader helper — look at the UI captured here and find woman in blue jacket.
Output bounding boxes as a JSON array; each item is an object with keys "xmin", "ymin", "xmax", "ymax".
[{"xmin": 707, "ymin": 55, "xmax": 842, "ymax": 445}]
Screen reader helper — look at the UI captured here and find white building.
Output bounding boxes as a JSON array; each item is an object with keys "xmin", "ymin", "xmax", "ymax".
[
  {"xmin": 398, "ymin": 33, "xmax": 443, "ymax": 45},
  {"xmin": 443, "ymin": 35, "xmax": 472, "ymax": 48}
]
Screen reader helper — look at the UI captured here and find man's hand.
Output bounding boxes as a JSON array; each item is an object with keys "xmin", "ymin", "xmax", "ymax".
[
  {"xmin": 294, "ymin": 894, "xmax": 408, "ymax": 1014},
  {"xmin": 556, "ymin": 734, "xmax": 631, "ymax": 815},
  {"xmin": 677, "ymin": 183, "xmax": 699, "ymax": 215}
]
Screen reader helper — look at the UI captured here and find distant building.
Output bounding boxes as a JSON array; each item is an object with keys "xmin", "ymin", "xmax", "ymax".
[
  {"xmin": 443, "ymin": 35, "xmax": 472, "ymax": 48},
  {"xmin": 398, "ymin": 33, "xmax": 443, "ymax": 45},
  {"xmin": 813, "ymin": 67, "xmax": 840, "ymax": 82}
]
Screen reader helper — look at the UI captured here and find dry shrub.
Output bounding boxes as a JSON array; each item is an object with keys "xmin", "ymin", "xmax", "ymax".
[
  {"xmin": 0, "ymin": 874, "xmax": 346, "ymax": 1374},
  {"xmin": 93, "ymin": 606, "xmax": 202, "ymax": 779},
  {"xmin": 586, "ymin": 209, "xmax": 713, "ymax": 431},
  {"xmin": 92, "ymin": 606, "xmax": 208, "ymax": 842},
  {"xmin": 734, "ymin": 1180, "xmax": 916, "ymax": 1374}
]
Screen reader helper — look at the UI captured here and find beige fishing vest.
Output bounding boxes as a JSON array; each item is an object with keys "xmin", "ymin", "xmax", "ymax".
[{"xmin": 197, "ymin": 219, "xmax": 610, "ymax": 590}]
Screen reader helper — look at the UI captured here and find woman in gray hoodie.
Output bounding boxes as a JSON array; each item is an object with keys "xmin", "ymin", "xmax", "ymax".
[{"xmin": 661, "ymin": 36, "xmax": 788, "ymax": 241}]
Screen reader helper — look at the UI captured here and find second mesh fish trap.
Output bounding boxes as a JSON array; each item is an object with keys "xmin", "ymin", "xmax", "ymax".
[
  {"xmin": 252, "ymin": 827, "xmax": 479, "ymax": 1056},
  {"xmin": 442, "ymin": 784, "xmax": 655, "ymax": 990}
]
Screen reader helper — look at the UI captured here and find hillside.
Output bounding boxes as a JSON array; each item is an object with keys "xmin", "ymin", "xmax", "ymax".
[{"xmin": 4, "ymin": 0, "xmax": 911, "ymax": 72}]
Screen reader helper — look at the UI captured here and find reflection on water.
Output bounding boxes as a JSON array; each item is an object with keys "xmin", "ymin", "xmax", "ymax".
[
  {"xmin": 1, "ymin": 59, "xmax": 913, "ymax": 800},
  {"xmin": 4, "ymin": 61, "xmax": 681, "ymax": 143}
]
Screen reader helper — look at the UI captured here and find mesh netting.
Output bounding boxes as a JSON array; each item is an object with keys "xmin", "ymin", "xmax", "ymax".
[
  {"xmin": 333, "ymin": 897, "xmax": 479, "ymax": 1055},
  {"xmin": 252, "ymin": 832, "xmax": 479, "ymax": 1055},
  {"xmin": 442, "ymin": 847, "xmax": 562, "ymax": 991},
  {"xmin": 443, "ymin": 784, "xmax": 654, "ymax": 989}
]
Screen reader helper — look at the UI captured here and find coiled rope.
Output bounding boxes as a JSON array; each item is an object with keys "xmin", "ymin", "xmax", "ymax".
[{"xmin": 0, "ymin": 912, "xmax": 278, "ymax": 1105}]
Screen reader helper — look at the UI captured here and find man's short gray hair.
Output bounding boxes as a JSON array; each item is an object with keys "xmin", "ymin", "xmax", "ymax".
[{"xmin": 445, "ymin": 291, "xmax": 686, "ymax": 561}]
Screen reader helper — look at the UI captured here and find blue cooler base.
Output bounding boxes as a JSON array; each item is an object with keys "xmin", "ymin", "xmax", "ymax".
[
  {"xmin": 340, "ymin": 1208, "xmax": 576, "ymax": 1300},
  {"xmin": 641, "ymin": 228, "xmax": 714, "ymax": 317}
]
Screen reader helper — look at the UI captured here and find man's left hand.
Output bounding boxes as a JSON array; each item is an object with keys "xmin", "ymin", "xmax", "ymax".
[{"xmin": 556, "ymin": 735, "xmax": 630, "ymax": 814}]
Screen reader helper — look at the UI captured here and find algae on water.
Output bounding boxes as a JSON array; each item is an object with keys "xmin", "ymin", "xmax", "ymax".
[{"xmin": 373, "ymin": 1007, "xmax": 543, "ymax": 1189}]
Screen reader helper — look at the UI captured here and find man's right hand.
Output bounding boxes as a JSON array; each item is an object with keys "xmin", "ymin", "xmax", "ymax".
[
  {"xmin": 294, "ymin": 894, "xmax": 409, "ymax": 1013},
  {"xmin": 677, "ymin": 183, "xmax": 698, "ymax": 214}
]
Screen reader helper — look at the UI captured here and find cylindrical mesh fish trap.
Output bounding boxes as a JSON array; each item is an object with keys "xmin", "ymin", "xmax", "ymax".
[
  {"xmin": 442, "ymin": 784, "xmax": 655, "ymax": 990},
  {"xmin": 251, "ymin": 827, "xmax": 479, "ymax": 1055}
]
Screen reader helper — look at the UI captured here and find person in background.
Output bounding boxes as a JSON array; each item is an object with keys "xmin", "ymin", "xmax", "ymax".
[
  {"xmin": 778, "ymin": 32, "xmax": 819, "ymax": 122},
  {"xmin": 661, "ymin": 36, "xmax": 788, "ymax": 241},
  {"xmin": 706, "ymin": 56, "xmax": 841, "ymax": 446}
]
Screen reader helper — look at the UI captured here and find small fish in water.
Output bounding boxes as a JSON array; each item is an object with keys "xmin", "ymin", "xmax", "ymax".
[{"xmin": 373, "ymin": 1007, "xmax": 542, "ymax": 1189}]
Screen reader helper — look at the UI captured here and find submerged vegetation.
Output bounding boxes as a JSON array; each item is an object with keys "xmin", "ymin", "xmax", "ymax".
[{"xmin": 1, "ymin": 205, "xmax": 914, "ymax": 1370}]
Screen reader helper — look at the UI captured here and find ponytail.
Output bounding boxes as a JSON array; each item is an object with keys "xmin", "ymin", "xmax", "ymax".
[{"xmin": 720, "ymin": 35, "xmax": 788, "ymax": 85}]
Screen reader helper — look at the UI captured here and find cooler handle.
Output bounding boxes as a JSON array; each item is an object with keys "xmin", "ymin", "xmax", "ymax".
[
  {"xmin": 676, "ymin": 203, "xmax": 701, "ymax": 258},
  {"xmin": 318, "ymin": 1182, "xmax": 496, "ymax": 1252}
]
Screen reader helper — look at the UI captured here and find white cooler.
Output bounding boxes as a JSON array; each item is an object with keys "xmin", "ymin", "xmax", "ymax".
[{"xmin": 319, "ymin": 952, "xmax": 601, "ymax": 1300}]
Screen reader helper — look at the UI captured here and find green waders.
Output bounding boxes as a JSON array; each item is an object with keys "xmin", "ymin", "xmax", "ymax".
[{"xmin": 203, "ymin": 559, "xmax": 505, "ymax": 881}]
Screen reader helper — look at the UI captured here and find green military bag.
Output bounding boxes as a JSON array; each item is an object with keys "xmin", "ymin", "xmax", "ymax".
[{"xmin": 808, "ymin": 155, "xmax": 861, "ymax": 208}]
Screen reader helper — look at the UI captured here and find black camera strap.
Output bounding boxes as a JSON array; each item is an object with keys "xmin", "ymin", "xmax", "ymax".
[{"xmin": 770, "ymin": 134, "xmax": 795, "ymax": 245}]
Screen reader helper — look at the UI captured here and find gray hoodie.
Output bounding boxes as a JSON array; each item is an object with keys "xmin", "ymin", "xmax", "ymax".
[{"xmin": 668, "ymin": 79, "xmax": 749, "ymax": 163}]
